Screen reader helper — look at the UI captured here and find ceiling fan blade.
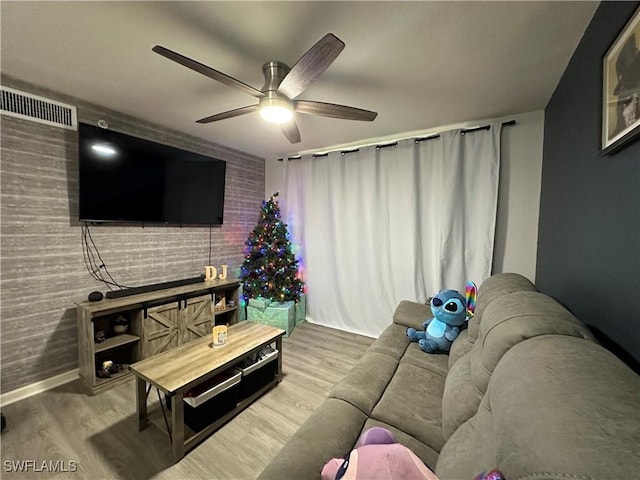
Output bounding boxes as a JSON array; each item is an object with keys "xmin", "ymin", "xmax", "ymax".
[
  {"xmin": 295, "ymin": 100, "xmax": 378, "ymax": 121},
  {"xmin": 152, "ymin": 45, "xmax": 264, "ymax": 99},
  {"xmin": 196, "ymin": 105, "xmax": 259, "ymax": 124},
  {"xmin": 280, "ymin": 119, "xmax": 301, "ymax": 144},
  {"xmin": 277, "ymin": 33, "xmax": 345, "ymax": 100}
]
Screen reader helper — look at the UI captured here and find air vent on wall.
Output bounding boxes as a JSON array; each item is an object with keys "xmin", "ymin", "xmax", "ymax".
[{"xmin": 0, "ymin": 85, "xmax": 77, "ymax": 130}]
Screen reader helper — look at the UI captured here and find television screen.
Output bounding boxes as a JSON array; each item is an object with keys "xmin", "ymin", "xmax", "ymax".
[{"xmin": 78, "ymin": 123, "xmax": 226, "ymax": 225}]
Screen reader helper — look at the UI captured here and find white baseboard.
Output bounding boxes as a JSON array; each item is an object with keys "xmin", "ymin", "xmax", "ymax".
[{"xmin": 1, "ymin": 369, "xmax": 79, "ymax": 407}]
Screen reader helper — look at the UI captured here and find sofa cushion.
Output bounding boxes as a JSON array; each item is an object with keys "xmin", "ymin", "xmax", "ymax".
[
  {"xmin": 257, "ymin": 397, "xmax": 368, "ymax": 480},
  {"xmin": 467, "ymin": 272, "xmax": 537, "ymax": 341},
  {"xmin": 371, "ymin": 363, "xmax": 446, "ymax": 452},
  {"xmin": 393, "ymin": 300, "xmax": 431, "ymax": 330},
  {"xmin": 400, "ymin": 343, "xmax": 449, "ymax": 377},
  {"xmin": 441, "ymin": 291, "xmax": 596, "ymax": 443},
  {"xmin": 329, "ymin": 351, "xmax": 398, "ymax": 415},
  {"xmin": 434, "ymin": 417, "xmax": 478, "ymax": 480},
  {"xmin": 469, "ymin": 291, "xmax": 595, "ymax": 394},
  {"xmin": 438, "ymin": 335, "xmax": 640, "ymax": 480},
  {"xmin": 440, "ymin": 353, "xmax": 482, "ymax": 441},
  {"xmin": 447, "ymin": 273, "xmax": 537, "ymax": 372},
  {"xmin": 447, "ymin": 328, "xmax": 472, "ymax": 368},
  {"xmin": 369, "ymin": 323, "xmax": 410, "ymax": 361}
]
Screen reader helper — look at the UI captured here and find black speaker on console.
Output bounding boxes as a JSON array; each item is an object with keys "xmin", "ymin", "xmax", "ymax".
[{"xmin": 88, "ymin": 291, "xmax": 104, "ymax": 302}]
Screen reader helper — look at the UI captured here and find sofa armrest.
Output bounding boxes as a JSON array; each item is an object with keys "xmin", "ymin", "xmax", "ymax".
[
  {"xmin": 393, "ymin": 300, "xmax": 432, "ymax": 330},
  {"xmin": 258, "ymin": 398, "xmax": 367, "ymax": 479}
]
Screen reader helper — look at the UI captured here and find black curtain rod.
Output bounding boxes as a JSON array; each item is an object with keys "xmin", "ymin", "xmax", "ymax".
[
  {"xmin": 341, "ymin": 148, "xmax": 360, "ymax": 156},
  {"xmin": 415, "ymin": 119, "xmax": 516, "ymax": 143},
  {"xmin": 278, "ymin": 120, "xmax": 516, "ymax": 161},
  {"xmin": 376, "ymin": 142, "xmax": 398, "ymax": 150},
  {"xmin": 466, "ymin": 118, "xmax": 515, "ymax": 133}
]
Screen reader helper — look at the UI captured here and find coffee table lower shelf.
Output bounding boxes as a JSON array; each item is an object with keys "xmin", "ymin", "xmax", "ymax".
[{"xmin": 184, "ymin": 379, "xmax": 277, "ymax": 452}]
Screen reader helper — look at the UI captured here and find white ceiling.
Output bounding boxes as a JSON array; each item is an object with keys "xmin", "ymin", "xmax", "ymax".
[{"xmin": 1, "ymin": 1, "xmax": 598, "ymax": 159}]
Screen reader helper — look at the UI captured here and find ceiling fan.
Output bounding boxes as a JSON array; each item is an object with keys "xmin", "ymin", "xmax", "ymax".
[{"xmin": 152, "ymin": 33, "xmax": 377, "ymax": 144}]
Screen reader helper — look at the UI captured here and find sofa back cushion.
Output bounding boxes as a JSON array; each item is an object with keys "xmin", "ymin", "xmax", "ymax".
[
  {"xmin": 448, "ymin": 273, "xmax": 537, "ymax": 369},
  {"xmin": 436, "ymin": 335, "xmax": 640, "ymax": 480},
  {"xmin": 440, "ymin": 353, "xmax": 481, "ymax": 440},
  {"xmin": 441, "ymin": 290, "xmax": 595, "ymax": 440},
  {"xmin": 466, "ymin": 273, "xmax": 537, "ymax": 342},
  {"xmin": 469, "ymin": 291, "xmax": 595, "ymax": 394}
]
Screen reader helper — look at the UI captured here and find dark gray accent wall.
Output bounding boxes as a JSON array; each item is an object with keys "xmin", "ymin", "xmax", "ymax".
[
  {"xmin": 537, "ymin": 2, "xmax": 640, "ymax": 369},
  {"xmin": 0, "ymin": 75, "xmax": 265, "ymax": 393}
]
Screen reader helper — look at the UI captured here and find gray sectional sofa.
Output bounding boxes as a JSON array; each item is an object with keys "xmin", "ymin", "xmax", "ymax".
[{"xmin": 259, "ymin": 273, "xmax": 640, "ymax": 480}]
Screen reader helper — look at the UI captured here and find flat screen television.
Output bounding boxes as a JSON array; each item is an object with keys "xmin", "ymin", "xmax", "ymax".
[{"xmin": 78, "ymin": 123, "xmax": 226, "ymax": 225}]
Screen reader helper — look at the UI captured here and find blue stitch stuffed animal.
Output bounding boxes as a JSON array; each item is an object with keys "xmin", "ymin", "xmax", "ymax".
[{"xmin": 407, "ymin": 284, "xmax": 476, "ymax": 353}]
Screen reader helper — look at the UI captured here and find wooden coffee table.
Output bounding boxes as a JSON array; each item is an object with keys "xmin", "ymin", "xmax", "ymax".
[{"xmin": 130, "ymin": 321, "xmax": 284, "ymax": 462}]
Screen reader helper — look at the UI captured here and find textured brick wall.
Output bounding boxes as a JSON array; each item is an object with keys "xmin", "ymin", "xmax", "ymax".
[{"xmin": 0, "ymin": 75, "xmax": 265, "ymax": 393}]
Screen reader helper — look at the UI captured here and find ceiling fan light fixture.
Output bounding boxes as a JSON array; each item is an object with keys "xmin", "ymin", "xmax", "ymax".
[
  {"xmin": 154, "ymin": 34, "xmax": 376, "ymax": 144},
  {"xmin": 259, "ymin": 97, "xmax": 293, "ymax": 124}
]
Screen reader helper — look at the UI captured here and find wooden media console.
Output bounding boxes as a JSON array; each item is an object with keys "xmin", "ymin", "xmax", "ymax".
[{"xmin": 76, "ymin": 277, "xmax": 241, "ymax": 394}]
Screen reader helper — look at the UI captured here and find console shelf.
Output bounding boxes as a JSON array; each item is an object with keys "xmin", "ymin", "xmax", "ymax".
[
  {"xmin": 95, "ymin": 333, "xmax": 140, "ymax": 353},
  {"xmin": 214, "ymin": 306, "xmax": 238, "ymax": 316},
  {"xmin": 77, "ymin": 277, "xmax": 241, "ymax": 395}
]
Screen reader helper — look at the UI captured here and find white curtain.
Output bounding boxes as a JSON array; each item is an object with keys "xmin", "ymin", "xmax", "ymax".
[{"xmin": 281, "ymin": 124, "xmax": 502, "ymax": 338}]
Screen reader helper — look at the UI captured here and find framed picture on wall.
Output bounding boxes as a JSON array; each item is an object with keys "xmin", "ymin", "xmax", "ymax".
[{"xmin": 602, "ymin": 7, "xmax": 640, "ymax": 155}]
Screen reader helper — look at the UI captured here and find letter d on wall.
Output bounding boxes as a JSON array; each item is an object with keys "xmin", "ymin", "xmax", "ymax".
[{"xmin": 204, "ymin": 266, "xmax": 218, "ymax": 280}]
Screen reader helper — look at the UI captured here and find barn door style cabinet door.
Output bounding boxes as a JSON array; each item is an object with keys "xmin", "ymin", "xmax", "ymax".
[
  {"xmin": 181, "ymin": 295, "xmax": 213, "ymax": 344},
  {"xmin": 76, "ymin": 278, "xmax": 241, "ymax": 394},
  {"xmin": 141, "ymin": 294, "xmax": 213, "ymax": 358}
]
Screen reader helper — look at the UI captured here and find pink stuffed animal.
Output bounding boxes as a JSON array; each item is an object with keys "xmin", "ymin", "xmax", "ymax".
[{"xmin": 321, "ymin": 427, "xmax": 439, "ymax": 480}]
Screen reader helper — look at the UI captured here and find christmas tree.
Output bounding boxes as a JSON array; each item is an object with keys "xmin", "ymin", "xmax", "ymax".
[{"xmin": 240, "ymin": 193, "xmax": 304, "ymax": 303}]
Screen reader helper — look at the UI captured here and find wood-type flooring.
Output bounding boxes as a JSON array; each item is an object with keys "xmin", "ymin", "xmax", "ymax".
[{"xmin": 0, "ymin": 322, "xmax": 374, "ymax": 480}]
